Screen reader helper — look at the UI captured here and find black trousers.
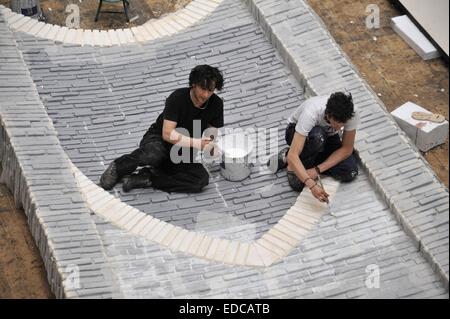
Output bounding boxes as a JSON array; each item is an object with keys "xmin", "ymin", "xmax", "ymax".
[
  {"xmin": 285, "ymin": 123, "xmax": 358, "ymax": 192},
  {"xmin": 113, "ymin": 125, "xmax": 209, "ymax": 193}
]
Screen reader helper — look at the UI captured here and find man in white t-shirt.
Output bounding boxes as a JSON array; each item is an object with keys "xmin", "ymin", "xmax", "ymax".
[{"xmin": 267, "ymin": 92, "xmax": 359, "ymax": 203}]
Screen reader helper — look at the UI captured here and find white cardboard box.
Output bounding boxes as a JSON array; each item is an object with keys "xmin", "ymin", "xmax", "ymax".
[{"xmin": 391, "ymin": 101, "xmax": 448, "ymax": 152}]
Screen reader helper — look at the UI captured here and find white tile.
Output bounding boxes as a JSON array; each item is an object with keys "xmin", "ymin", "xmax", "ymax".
[
  {"xmin": 92, "ymin": 29, "xmax": 101, "ymax": 46},
  {"xmin": 89, "ymin": 194, "xmax": 115, "ymax": 211},
  {"xmin": 117, "ymin": 208, "xmax": 141, "ymax": 227},
  {"xmin": 272, "ymin": 223, "xmax": 303, "ymax": 243},
  {"xmin": 102, "ymin": 202, "xmax": 129, "ymax": 220},
  {"xmin": 123, "ymin": 28, "xmax": 136, "ymax": 43},
  {"xmin": 283, "ymin": 213, "xmax": 315, "ymax": 231},
  {"xmin": 182, "ymin": 7, "xmax": 203, "ymax": 20},
  {"xmin": 234, "ymin": 243, "xmax": 249, "ymax": 266},
  {"xmin": 188, "ymin": 1, "xmax": 213, "ymax": 14},
  {"xmin": 223, "ymin": 241, "xmax": 239, "ymax": 264},
  {"xmin": 28, "ymin": 21, "xmax": 46, "ymax": 36},
  {"xmin": 286, "ymin": 209, "xmax": 319, "ymax": 225},
  {"xmin": 145, "ymin": 220, "xmax": 167, "ymax": 241},
  {"xmin": 75, "ymin": 29, "xmax": 84, "ymax": 46},
  {"xmin": 95, "ymin": 198, "xmax": 120, "ymax": 216},
  {"xmin": 178, "ymin": 232, "xmax": 196, "ymax": 252},
  {"xmin": 186, "ymin": 233, "xmax": 205, "ymax": 255},
  {"xmin": 131, "ymin": 26, "xmax": 146, "ymax": 42},
  {"xmin": 213, "ymin": 239, "xmax": 230, "ymax": 262},
  {"xmin": 112, "ymin": 206, "xmax": 137, "ymax": 224},
  {"xmin": 267, "ymin": 228, "xmax": 299, "ymax": 247},
  {"xmin": 278, "ymin": 218, "xmax": 310, "ymax": 236},
  {"xmin": 164, "ymin": 17, "xmax": 184, "ymax": 32},
  {"xmin": 122, "ymin": 212, "xmax": 146, "ymax": 231},
  {"xmin": 256, "ymin": 236, "xmax": 286, "ymax": 257},
  {"xmin": 153, "ymin": 19, "xmax": 173, "ymax": 36},
  {"xmin": 176, "ymin": 11, "xmax": 199, "ymax": 25},
  {"xmin": 19, "ymin": 17, "xmax": 39, "ymax": 32},
  {"xmin": 245, "ymin": 244, "xmax": 265, "ymax": 267},
  {"xmin": 195, "ymin": 236, "xmax": 213, "ymax": 257},
  {"xmin": 140, "ymin": 218, "xmax": 161, "ymax": 237},
  {"xmin": 10, "ymin": 16, "xmax": 31, "ymax": 29},
  {"xmin": 257, "ymin": 232, "xmax": 295, "ymax": 255},
  {"xmin": 196, "ymin": 0, "xmax": 220, "ymax": 9},
  {"xmin": 107, "ymin": 207, "xmax": 133, "ymax": 225},
  {"xmin": 161, "ymin": 226, "xmax": 183, "ymax": 246},
  {"xmin": 64, "ymin": 28, "xmax": 77, "ymax": 44},
  {"xmin": 1, "ymin": 7, "xmax": 13, "ymax": 17},
  {"xmin": 36, "ymin": 23, "xmax": 53, "ymax": 38},
  {"xmin": 254, "ymin": 243, "xmax": 281, "ymax": 266},
  {"xmin": 82, "ymin": 29, "xmax": 93, "ymax": 46},
  {"xmin": 46, "ymin": 25, "xmax": 61, "ymax": 41},
  {"xmin": 115, "ymin": 29, "xmax": 127, "ymax": 45},
  {"xmin": 205, "ymin": 238, "xmax": 220, "ymax": 260},
  {"xmin": 152, "ymin": 223, "xmax": 175, "ymax": 243},
  {"xmin": 107, "ymin": 30, "xmax": 120, "ymax": 46},
  {"xmin": 128, "ymin": 215, "xmax": 154, "ymax": 235},
  {"xmin": 55, "ymin": 26, "xmax": 69, "ymax": 43},
  {"xmin": 6, "ymin": 13, "xmax": 23, "ymax": 25},
  {"xmin": 168, "ymin": 229, "xmax": 189, "ymax": 251},
  {"xmin": 169, "ymin": 14, "xmax": 192, "ymax": 28},
  {"xmin": 100, "ymin": 30, "xmax": 111, "ymax": 46},
  {"xmin": 142, "ymin": 22, "xmax": 159, "ymax": 39}
]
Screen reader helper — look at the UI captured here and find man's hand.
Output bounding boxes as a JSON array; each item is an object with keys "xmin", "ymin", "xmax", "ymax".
[
  {"xmin": 310, "ymin": 183, "xmax": 329, "ymax": 203},
  {"xmin": 200, "ymin": 138, "xmax": 213, "ymax": 150}
]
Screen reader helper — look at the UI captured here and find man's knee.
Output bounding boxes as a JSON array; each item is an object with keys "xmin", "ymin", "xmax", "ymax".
[
  {"xmin": 198, "ymin": 169, "xmax": 210, "ymax": 189},
  {"xmin": 190, "ymin": 165, "xmax": 209, "ymax": 192},
  {"xmin": 305, "ymin": 126, "xmax": 327, "ymax": 154},
  {"xmin": 287, "ymin": 171, "xmax": 305, "ymax": 192},
  {"xmin": 141, "ymin": 141, "xmax": 168, "ymax": 167},
  {"xmin": 329, "ymin": 156, "xmax": 359, "ymax": 182}
]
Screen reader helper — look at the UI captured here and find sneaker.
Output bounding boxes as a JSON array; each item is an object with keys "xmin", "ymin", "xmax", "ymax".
[
  {"xmin": 100, "ymin": 162, "xmax": 119, "ymax": 190},
  {"xmin": 122, "ymin": 169, "xmax": 152, "ymax": 193},
  {"xmin": 267, "ymin": 147, "xmax": 289, "ymax": 173}
]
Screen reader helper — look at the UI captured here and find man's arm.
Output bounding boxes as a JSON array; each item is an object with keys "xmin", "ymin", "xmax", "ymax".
[
  {"xmin": 162, "ymin": 119, "xmax": 211, "ymax": 150},
  {"xmin": 287, "ymin": 132, "xmax": 329, "ymax": 202},
  {"xmin": 315, "ymin": 129, "xmax": 356, "ymax": 174}
]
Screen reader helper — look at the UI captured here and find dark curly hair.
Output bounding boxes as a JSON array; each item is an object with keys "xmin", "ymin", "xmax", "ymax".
[
  {"xmin": 189, "ymin": 65, "xmax": 224, "ymax": 91},
  {"xmin": 325, "ymin": 92, "xmax": 354, "ymax": 123}
]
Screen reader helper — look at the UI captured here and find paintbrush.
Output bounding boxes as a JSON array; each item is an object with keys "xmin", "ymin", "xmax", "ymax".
[{"xmin": 316, "ymin": 174, "xmax": 334, "ymax": 217}]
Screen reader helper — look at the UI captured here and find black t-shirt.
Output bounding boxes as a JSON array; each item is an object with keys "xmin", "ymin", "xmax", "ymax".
[{"xmin": 153, "ymin": 88, "xmax": 224, "ymax": 138}]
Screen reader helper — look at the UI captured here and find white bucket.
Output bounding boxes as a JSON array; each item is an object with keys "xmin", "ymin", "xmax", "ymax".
[{"xmin": 217, "ymin": 133, "xmax": 254, "ymax": 181}]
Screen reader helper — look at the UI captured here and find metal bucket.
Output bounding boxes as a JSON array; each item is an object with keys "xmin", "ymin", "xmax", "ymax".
[
  {"xmin": 10, "ymin": 0, "xmax": 41, "ymax": 17},
  {"xmin": 217, "ymin": 133, "xmax": 254, "ymax": 181}
]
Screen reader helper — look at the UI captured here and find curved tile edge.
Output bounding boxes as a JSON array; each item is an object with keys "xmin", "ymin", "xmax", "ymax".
[
  {"xmin": 0, "ymin": 0, "xmax": 224, "ymax": 46},
  {"xmin": 69, "ymin": 161, "xmax": 339, "ymax": 267}
]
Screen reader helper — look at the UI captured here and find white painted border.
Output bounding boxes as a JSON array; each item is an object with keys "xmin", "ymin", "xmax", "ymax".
[
  {"xmin": 0, "ymin": 0, "xmax": 223, "ymax": 46},
  {"xmin": 70, "ymin": 162, "xmax": 338, "ymax": 267}
]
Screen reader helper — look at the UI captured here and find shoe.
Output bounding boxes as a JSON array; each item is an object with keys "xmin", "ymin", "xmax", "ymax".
[
  {"xmin": 122, "ymin": 171, "xmax": 152, "ymax": 193},
  {"xmin": 267, "ymin": 147, "xmax": 289, "ymax": 173},
  {"xmin": 411, "ymin": 111, "xmax": 445, "ymax": 123},
  {"xmin": 100, "ymin": 162, "xmax": 119, "ymax": 190}
]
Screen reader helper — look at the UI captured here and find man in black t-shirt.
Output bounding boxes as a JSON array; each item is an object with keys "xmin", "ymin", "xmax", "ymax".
[{"xmin": 100, "ymin": 65, "xmax": 224, "ymax": 193}]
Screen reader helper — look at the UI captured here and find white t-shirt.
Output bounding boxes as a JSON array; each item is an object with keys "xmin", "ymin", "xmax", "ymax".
[{"xmin": 287, "ymin": 95, "xmax": 359, "ymax": 136}]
